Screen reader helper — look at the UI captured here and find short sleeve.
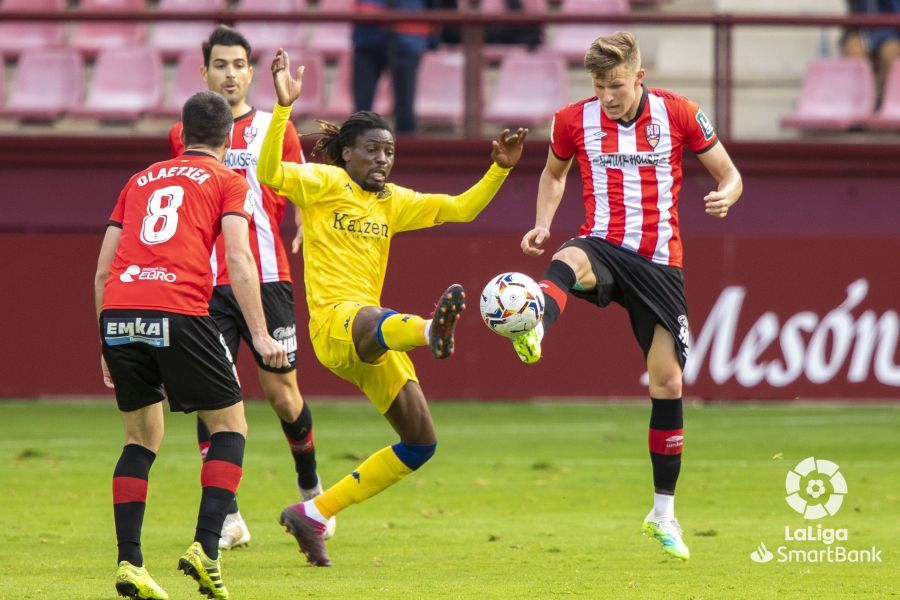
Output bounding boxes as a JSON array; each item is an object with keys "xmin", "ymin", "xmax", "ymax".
[
  {"xmin": 283, "ymin": 120, "xmax": 304, "ymax": 164},
  {"xmin": 391, "ymin": 185, "xmax": 444, "ymax": 234},
  {"xmin": 108, "ymin": 185, "xmax": 128, "ymax": 226},
  {"xmin": 168, "ymin": 122, "xmax": 185, "ymax": 158},
  {"xmin": 221, "ymin": 171, "xmax": 253, "ymax": 221},
  {"xmin": 675, "ymin": 97, "xmax": 718, "ymax": 154},
  {"xmin": 550, "ymin": 105, "xmax": 577, "ymax": 161}
]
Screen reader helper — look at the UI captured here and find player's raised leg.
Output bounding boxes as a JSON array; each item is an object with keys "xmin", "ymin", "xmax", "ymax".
[
  {"xmin": 281, "ymin": 381, "xmax": 436, "ymax": 567},
  {"xmin": 512, "ymin": 246, "xmax": 592, "ymax": 364},
  {"xmin": 178, "ymin": 403, "xmax": 247, "ymax": 599},
  {"xmin": 113, "ymin": 404, "xmax": 168, "ymax": 600},
  {"xmin": 641, "ymin": 325, "xmax": 689, "ymax": 560}
]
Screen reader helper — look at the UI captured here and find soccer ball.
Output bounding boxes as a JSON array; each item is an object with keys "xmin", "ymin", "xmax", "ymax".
[{"xmin": 479, "ymin": 272, "xmax": 545, "ymax": 339}]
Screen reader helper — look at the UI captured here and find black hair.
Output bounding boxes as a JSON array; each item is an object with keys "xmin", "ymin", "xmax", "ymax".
[
  {"xmin": 182, "ymin": 91, "xmax": 233, "ymax": 148},
  {"xmin": 202, "ymin": 25, "xmax": 252, "ymax": 67},
  {"xmin": 312, "ymin": 111, "xmax": 393, "ymax": 168}
]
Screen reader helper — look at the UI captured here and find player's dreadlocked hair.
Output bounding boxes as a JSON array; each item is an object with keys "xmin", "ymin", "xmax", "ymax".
[{"xmin": 311, "ymin": 111, "xmax": 393, "ymax": 169}]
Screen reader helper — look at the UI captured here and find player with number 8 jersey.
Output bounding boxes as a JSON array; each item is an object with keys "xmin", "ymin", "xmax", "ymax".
[{"xmin": 103, "ymin": 154, "xmax": 253, "ymax": 315}]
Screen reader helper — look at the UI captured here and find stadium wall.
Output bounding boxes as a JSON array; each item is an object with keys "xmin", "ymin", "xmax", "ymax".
[{"xmin": 1, "ymin": 138, "xmax": 898, "ymax": 401}]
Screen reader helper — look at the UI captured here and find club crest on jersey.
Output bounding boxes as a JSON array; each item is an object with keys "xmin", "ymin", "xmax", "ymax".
[
  {"xmin": 645, "ymin": 123, "xmax": 660, "ymax": 149},
  {"xmin": 242, "ymin": 126, "xmax": 258, "ymax": 144}
]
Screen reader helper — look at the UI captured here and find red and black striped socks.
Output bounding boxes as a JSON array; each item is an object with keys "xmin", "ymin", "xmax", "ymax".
[
  {"xmin": 538, "ymin": 260, "xmax": 576, "ymax": 332},
  {"xmin": 280, "ymin": 401, "xmax": 319, "ymax": 491},
  {"xmin": 196, "ymin": 431, "xmax": 245, "ymax": 559},
  {"xmin": 112, "ymin": 443, "xmax": 156, "ymax": 566},
  {"xmin": 649, "ymin": 398, "xmax": 684, "ymax": 498}
]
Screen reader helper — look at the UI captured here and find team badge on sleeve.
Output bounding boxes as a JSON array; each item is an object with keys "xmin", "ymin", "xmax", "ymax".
[
  {"xmin": 695, "ymin": 109, "xmax": 716, "ymax": 140},
  {"xmin": 645, "ymin": 123, "xmax": 661, "ymax": 149}
]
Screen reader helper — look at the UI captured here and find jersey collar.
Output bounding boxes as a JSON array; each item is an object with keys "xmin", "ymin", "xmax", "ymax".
[
  {"xmin": 234, "ymin": 108, "xmax": 256, "ymax": 122},
  {"xmin": 615, "ymin": 85, "xmax": 648, "ymax": 128}
]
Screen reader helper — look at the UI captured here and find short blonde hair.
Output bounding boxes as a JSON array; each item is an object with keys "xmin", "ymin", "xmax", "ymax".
[{"xmin": 584, "ymin": 31, "xmax": 641, "ymax": 78}]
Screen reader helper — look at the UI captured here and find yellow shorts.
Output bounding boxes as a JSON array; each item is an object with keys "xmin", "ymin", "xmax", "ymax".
[{"xmin": 310, "ymin": 302, "xmax": 418, "ymax": 414}]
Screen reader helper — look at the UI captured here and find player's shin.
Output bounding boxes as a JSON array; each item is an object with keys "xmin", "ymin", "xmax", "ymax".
[
  {"xmin": 113, "ymin": 444, "xmax": 156, "ymax": 567},
  {"xmin": 310, "ymin": 442, "xmax": 436, "ymax": 519},
  {"xmin": 376, "ymin": 311, "xmax": 429, "ymax": 352},
  {"xmin": 538, "ymin": 260, "xmax": 577, "ymax": 332},
  {"xmin": 648, "ymin": 398, "xmax": 684, "ymax": 516},
  {"xmin": 281, "ymin": 401, "xmax": 319, "ymax": 491},
  {"xmin": 196, "ymin": 432, "xmax": 245, "ymax": 559}
]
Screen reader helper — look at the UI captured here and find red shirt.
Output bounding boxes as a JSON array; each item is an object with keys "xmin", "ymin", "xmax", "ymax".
[
  {"xmin": 551, "ymin": 87, "xmax": 718, "ymax": 268},
  {"xmin": 103, "ymin": 152, "xmax": 253, "ymax": 316},
  {"xmin": 169, "ymin": 109, "xmax": 302, "ymax": 285}
]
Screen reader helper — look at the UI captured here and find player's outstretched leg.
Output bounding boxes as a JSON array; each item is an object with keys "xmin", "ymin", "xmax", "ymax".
[
  {"xmin": 177, "ymin": 542, "xmax": 230, "ymax": 599},
  {"xmin": 300, "ymin": 478, "xmax": 337, "ymax": 540},
  {"xmin": 511, "ymin": 260, "xmax": 575, "ymax": 363},
  {"xmin": 429, "ymin": 283, "xmax": 466, "ymax": 359},
  {"xmin": 642, "ymin": 510, "xmax": 690, "ymax": 560},
  {"xmin": 115, "ymin": 562, "xmax": 169, "ymax": 600},
  {"xmin": 279, "ymin": 503, "xmax": 332, "ymax": 567}
]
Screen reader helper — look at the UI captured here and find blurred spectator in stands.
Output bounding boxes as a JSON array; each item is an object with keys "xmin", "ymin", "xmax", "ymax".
[
  {"xmin": 841, "ymin": 0, "xmax": 900, "ymax": 105},
  {"xmin": 353, "ymin": 0, "xmax": 433, "ymax": 133},
  {"xmin": 484, "ymin": 0, "xmax": 543, "ymax": 49}
]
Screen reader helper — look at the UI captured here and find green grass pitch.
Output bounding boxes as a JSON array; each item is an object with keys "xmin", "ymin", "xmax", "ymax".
[{"xmin": 0, "ymin": 400, "xmax": 896, "ymax": 599}]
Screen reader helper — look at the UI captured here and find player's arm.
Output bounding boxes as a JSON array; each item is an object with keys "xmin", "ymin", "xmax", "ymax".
[
  {"xmin": 521, "ymin": 149, "xmax": 573, "ymax": 256},
  {"xmin": 697, "ymin": 143, "xmax": 742, "ymax": 219},
  {"xmin": 94, "ymin": 224, "xmax": 121, "ymax": 388},
  {"xmin": 222, "ymin": 214, "xmax": 289, "ymax": 369},
  {"xmin": 291, "ymin": 205, "xmax": 303, "ymax": 253},
  {"xmin": 433, "ymin": 128, "xmax": 528, "ymax": 223},
  {"xmin": 258, "ymin": 49, "xmax": 306, "ymax": 195}
]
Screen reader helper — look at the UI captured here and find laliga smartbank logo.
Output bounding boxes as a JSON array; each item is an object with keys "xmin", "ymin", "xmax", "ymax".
[{"xmin": 750, "ymin": 457, "xmax": 882, "ymax": 564}]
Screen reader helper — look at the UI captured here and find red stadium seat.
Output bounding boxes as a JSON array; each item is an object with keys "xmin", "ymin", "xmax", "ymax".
[
  {"xmin": 316, "ymin": 0, "xmax": 355, "ymax": 12},
  {"xmin": 319, "ymin": 53, "xmax": 392, "ymax": 120},
  {"xmin": 1, "ymin": 48, "xmax": 83, "ymax": 119},
  {"xmin": 0, "ymin": 0, "xmax": 65, "ymax": 58},
  {"xmin": 148, "ymin": 0, "xmax": 225, "ymax": 59},
  {"xmin": 415, "ymin": 50, "xmax": 466, "ymax": 125},
  {"xmin": 545, "ymin": 0, "xmax": 629, "ymax": 63},
  {"xmin": 782, "ymin": 58, "xmax": 876, "ymax": 131},
  {"xmin": 305, "ymin": 22, "xmax": 352, "ymax": 60},
  {"xmin": 866, "ymin": 60, "xmax": 900, "ymax": 130},
  {"xmin": 249, "ymin": 49, "xmax": 327, "ymax": 116},
  {"xmin": 74, "ymin": 48, "xmax": 164, "ymax": 120},
  {"xmin": 153, "ymin": 51, "xmax": 205, "ymax": 118},
  {"xmin": 484, "ymin": 50, "xmax": 568, "ymax": 126},
  {"xmin": 236, "ymin": 0, "xmax": 308, "ymax": 54},
  {"xmin": 70, "ymin": 0, "xmax": 146, "ymax": 56}
]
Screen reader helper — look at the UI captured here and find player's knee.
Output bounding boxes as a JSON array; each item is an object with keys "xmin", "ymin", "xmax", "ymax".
[
  {"xmin": 391, "ymin": 441, "xmax": 437, "ymax": 471},
  {"xmin": 649, "ymin": 369, "xmax": 683, "ymax": 399},
  {"xmin": 552, "ymin": 247, "xmax": 592, "ymax": 283}
]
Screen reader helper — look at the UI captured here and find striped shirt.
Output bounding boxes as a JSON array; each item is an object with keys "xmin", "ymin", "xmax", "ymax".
[
  {"xmin": 169, "ymin": 109, "xmax": 303, "ymax": 285},
  {"xmin": 551, "ymin": 87, "xmax": 718, "ymax": 268}
]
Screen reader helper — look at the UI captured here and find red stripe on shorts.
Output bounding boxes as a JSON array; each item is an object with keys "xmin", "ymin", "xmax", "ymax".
[
  {"xmin": 649, "ymin": 428, "xmax": 684, "ymax": 455},
  {"xmin": 113, "ymin": 476, "xmax": 148, "ymax": 504},
  {"xmin": 201, "ymin": 460, "xmax": 243, "ymax": 493}
]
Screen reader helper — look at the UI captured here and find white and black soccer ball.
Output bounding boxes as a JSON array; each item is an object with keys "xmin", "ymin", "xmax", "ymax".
[{"xmin": 479, "ymin": 272, "xmax": 545, "ymax": 339}]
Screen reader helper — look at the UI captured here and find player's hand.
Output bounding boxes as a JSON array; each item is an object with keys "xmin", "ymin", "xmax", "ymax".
[
  {"xmin": 704, "ymin": 190, "xmax": 735, "ymax": 219},
  {"xmin": 100, "ymin": 355, "xmax": 114, "ymax": 389},
  {"xmin": 253, "ymin": 334, "xmax": 290, "ymax": 369},
  {"xmin": 291, "ymin": 225, "xmax": 304, "ymax": 254},
  {"xmin": 271, "ymin": 48, "xmax": 304, "ymax": 107},
  {"xmin": 520, "ymin": 226, "xmax": 550, "ymax": 256},
  {"xmin": 491, "ymin": 128, "xmax": 528, "ymax": 169}
]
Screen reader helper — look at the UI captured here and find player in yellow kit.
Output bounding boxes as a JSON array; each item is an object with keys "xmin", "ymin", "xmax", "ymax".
[{"xmin": 258, "ymin": 48, "xmax": 527, "ymax": 566}]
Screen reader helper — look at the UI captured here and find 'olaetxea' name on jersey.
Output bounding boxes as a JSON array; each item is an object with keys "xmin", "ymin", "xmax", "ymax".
[{"xmin": 136, "ymin": 165, "xmax": 211, "ymax": 187}]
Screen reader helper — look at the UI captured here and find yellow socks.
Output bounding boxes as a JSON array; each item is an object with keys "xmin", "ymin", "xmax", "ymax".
[
  {"xmin": 377, "ymin": 312, "xmax": 428, "ymax": 352},
  {"xmin": 313, "ymin": 446, "xmax": 413, "ymax": 519}
]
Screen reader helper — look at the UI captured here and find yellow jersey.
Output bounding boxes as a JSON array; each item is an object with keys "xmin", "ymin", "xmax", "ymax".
[{"xmin": 259, "ymin": 103, "xmax": 511, "ymax": 335}]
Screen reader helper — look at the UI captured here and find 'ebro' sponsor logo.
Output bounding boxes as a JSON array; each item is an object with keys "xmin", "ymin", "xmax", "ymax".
[{"xmin": 119, "ymin": 265, "xmax": 177, "ymax": 283}]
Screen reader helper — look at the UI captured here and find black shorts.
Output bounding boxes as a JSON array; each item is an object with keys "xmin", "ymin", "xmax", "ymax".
[
  {"xmin": 209, "ymin": 281, "xmax": 298, "ymax": 373},
  {"xmin": 100, "ymin": 309, "xmax": 242, "ymax": 413},
  {"xmin": 561, "ymin": 236, "xmax": 691, "ymax": 369}
]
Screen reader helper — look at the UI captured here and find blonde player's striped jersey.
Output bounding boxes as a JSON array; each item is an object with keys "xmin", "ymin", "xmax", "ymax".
[{"xmin": 259, "ymin": 104, "xmax": 511, "ymax": 336}]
